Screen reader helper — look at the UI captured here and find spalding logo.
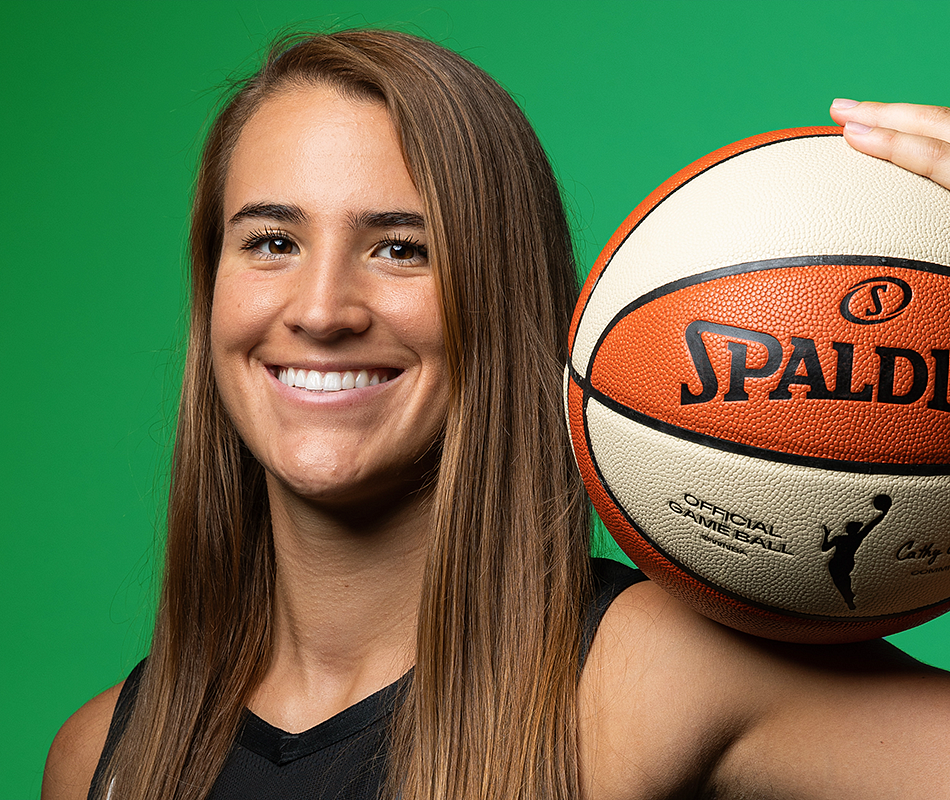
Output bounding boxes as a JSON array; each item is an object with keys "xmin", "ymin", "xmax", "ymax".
[
  {"xmin": 679, "ymin": 320, "xmax": 949, "ymax": 408},
  {"xmin": 589, "ymin": 255, "xmax": 950, "ymax": 469},
  {"xmin": 840, "ymin": 277, "xmax": 913, "ymax": 324}
]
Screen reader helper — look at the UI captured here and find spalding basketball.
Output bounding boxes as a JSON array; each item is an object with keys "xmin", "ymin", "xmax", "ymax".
[{"xmin": 566, "ymin": 127, "xmax": 950, "ymax": 644}]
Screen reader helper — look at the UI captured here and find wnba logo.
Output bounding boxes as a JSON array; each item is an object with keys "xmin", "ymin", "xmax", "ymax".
[{"xmin": 840, "ymin": 276, "xmax": 913, "ymax": 324}]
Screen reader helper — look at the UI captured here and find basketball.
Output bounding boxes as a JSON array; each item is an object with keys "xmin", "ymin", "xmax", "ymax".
[{"xmin": 566, "ymin": 127, "xmax": 950, "ymax": 643}]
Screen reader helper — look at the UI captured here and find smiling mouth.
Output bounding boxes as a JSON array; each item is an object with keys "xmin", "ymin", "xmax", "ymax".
[{"xmin": 276, "ymin": 366, "xmax": 396, "ymax": 392}]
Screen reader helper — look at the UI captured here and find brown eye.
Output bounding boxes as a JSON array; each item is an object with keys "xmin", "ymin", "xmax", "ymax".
[
  {"xmin": 389, "ymin": 242, "xmax": 416, "ymax": 260},
  {"xmin": 240, "ymin": 232, "xmax": 300, "ymax": 258},
  {"xmin": 375, "ymin": 239, "xmax": 428, "ymax": 263},
  {"xmin": 266, "ymin": 238, "xmax": 295, "ymax": 255}
]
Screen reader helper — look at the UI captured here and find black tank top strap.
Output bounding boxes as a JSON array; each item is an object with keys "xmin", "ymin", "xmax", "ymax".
[
  {"xmin": 580, "ymin": 557, "xmax": 648, "ymax": 668},
  {"xmin": 87, "ymin": 658, "xmax": 147, "ymax": 800}
]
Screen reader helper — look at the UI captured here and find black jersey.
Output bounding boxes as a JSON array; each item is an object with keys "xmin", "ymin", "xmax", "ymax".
[{"xmin": 90, "ymin": 558, "xmax": 646, "ymax": 799}]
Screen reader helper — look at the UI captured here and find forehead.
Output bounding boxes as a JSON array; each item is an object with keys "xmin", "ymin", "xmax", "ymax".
[{"xmin": 224, "ymin": 84, "xmax": 419, "ymax": 217}]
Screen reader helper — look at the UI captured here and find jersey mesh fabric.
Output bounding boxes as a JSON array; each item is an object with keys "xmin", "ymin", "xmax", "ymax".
[{"xmin": 89, "ymin": 558, "xmax": 645, "ymax": 799}]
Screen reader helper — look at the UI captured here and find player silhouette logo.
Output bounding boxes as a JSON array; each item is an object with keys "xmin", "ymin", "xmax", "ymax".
[{"xmin": 821, "ymin": 494, "xmax": 892, "ymax": 610}]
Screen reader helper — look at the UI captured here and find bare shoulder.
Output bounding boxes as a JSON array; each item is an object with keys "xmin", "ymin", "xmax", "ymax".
[
  {"xmin": 578, "ymin": 580, "xmax": 761, "ymax": 799},
  {"xmin": 717, "ymin": 633, "xmax": 950, "ymax": 798},
  {"xmin": 579, "ymin": 580, "xmax": 950, "ymax": 799},
  {"xmin": 42, "ymin": 682, "xmax": 122, "ymax": 800}
]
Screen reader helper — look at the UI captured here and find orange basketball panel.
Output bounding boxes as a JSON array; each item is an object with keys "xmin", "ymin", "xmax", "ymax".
[{"xmin": 590, "ymin": 261, "xmax": 950, "ymax": 465}]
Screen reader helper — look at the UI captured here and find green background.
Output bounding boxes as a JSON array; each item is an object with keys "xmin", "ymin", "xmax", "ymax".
[{"xmin": 5, "ymin": 0, "xmax": 949, "ymax": 794}]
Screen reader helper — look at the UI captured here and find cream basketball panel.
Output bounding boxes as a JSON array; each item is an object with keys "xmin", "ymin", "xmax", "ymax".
[
  {"xmin": 584, "ymin": 397, "xmax": 950, "ymax": 618},
  {"xmin": 571, "ymin": 136, "xmax": 950, "ymax": 377}
]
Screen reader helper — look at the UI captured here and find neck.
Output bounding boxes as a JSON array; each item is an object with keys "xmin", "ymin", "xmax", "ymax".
[{"xmin": 250, "ymin": 477, "xmax": 435, "ymax": 732}]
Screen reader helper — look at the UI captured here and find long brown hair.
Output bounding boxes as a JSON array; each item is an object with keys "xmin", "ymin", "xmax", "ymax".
[{"xmin": 99, "ymin": 29, "xmax": 590, "ymax": 799}]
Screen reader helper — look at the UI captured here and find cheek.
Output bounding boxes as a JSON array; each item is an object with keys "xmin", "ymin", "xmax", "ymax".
[
  {"xmin": 208, "ymin": 292, "xmax": 242, "ymax": 420},
  {"xmin": 209, "ymin": 276, "xmax": 272, "ymax": 423},
  {"xmin": 208, "ymin": 279, "xmax": 273, "ymax": 442},
  {"xmin": 420, "ymin": 316, "xmax": 447, "ymax": 360},
  {"xmin": 209, "ymin": 290, "xmax": 241, "ymax": 386},
  {"xmin": 210, "ymin": 273, "xmax": 272, "ymax": 359},
  {"xmin": 415, "ymin": 305, "xmax": 451, "ymax": 413},
  {"xmin": 380, "ymin": 281, "xmax": 447, "ymax": 368},
  {"xmin": 405, "ymin": 287, "xmax": 446, "ymax": 356}
]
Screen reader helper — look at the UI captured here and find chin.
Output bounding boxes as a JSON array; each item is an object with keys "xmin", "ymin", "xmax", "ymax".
[{"xmin": 267, "ymin": 459, "xmax": 438, "ymax": 515}]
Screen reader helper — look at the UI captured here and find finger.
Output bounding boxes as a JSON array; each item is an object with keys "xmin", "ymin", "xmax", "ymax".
[
  {"xmin": 841, "ymin": 122, "xmax": 950, "ymax": 190},
  {"xmin": 829, "ymin": 99, "xmax": 950, "ymax": 143}
]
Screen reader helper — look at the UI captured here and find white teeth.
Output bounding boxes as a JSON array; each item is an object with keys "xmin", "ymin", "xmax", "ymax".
[{"xmin": 278, "ymin": 367, "xmax": 390, "ymax": 392}]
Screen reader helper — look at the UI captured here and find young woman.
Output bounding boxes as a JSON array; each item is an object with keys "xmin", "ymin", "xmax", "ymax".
[{"xmin": 42, "ymin": 29, "xmax": 950, "ymax": 800}]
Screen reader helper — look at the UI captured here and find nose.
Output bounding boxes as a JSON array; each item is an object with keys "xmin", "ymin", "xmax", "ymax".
[{"xmin": 282, "ymin": 248, "xmax": 372, "ymax": 341}]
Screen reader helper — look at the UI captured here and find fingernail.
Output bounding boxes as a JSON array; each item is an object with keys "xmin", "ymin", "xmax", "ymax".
[
  {"xmin": 833, "ymin": 98, "xmax": 859, "ymax": 109},
  {"xmin": 845, "ymin": 120, "xmax": 873, "ymax": 134}
]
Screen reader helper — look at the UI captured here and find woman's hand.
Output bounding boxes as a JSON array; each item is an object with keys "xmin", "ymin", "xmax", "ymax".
[{"xmin": 830, "ymin": 99, "xmax": 950, "ymax": 190}]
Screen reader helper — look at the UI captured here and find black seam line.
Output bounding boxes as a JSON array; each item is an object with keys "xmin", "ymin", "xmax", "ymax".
[
  {"xmin": 574, "ymin": 132, "xmax": 843, "ymax": 339},
  {"xmin": 568, "ymin": 365, "xmax": 949, "ymax": 476},
  {"xmin": 576, "ymin": 375, "xmax": 950, "ymax": 623},
  {"xmin": 587, "ymin": 254, "xmax": 950, "ymax": 377}
]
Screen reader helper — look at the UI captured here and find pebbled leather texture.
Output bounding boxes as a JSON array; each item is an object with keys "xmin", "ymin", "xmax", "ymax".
[{"xmin": 567, "ymin": 128, "xmax": 950, "ymax": 643}]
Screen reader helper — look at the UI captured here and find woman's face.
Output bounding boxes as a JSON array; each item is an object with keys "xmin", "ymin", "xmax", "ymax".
[{"xmin": 211, "ymin": 84, "xmax": 449, "ymax": 509}]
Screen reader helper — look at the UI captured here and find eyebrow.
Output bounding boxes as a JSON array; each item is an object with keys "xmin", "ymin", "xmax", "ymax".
[
  {"xmin": 347, "ymin": 210, "xmax": 426, "ymax": 231},
  {"xmin": 226, "ymin": 204, "xmax": 426, "ymax": 233},
  {"xmin": 228, "ymin": 202, "xmax": 308, "ymax": 228}
]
